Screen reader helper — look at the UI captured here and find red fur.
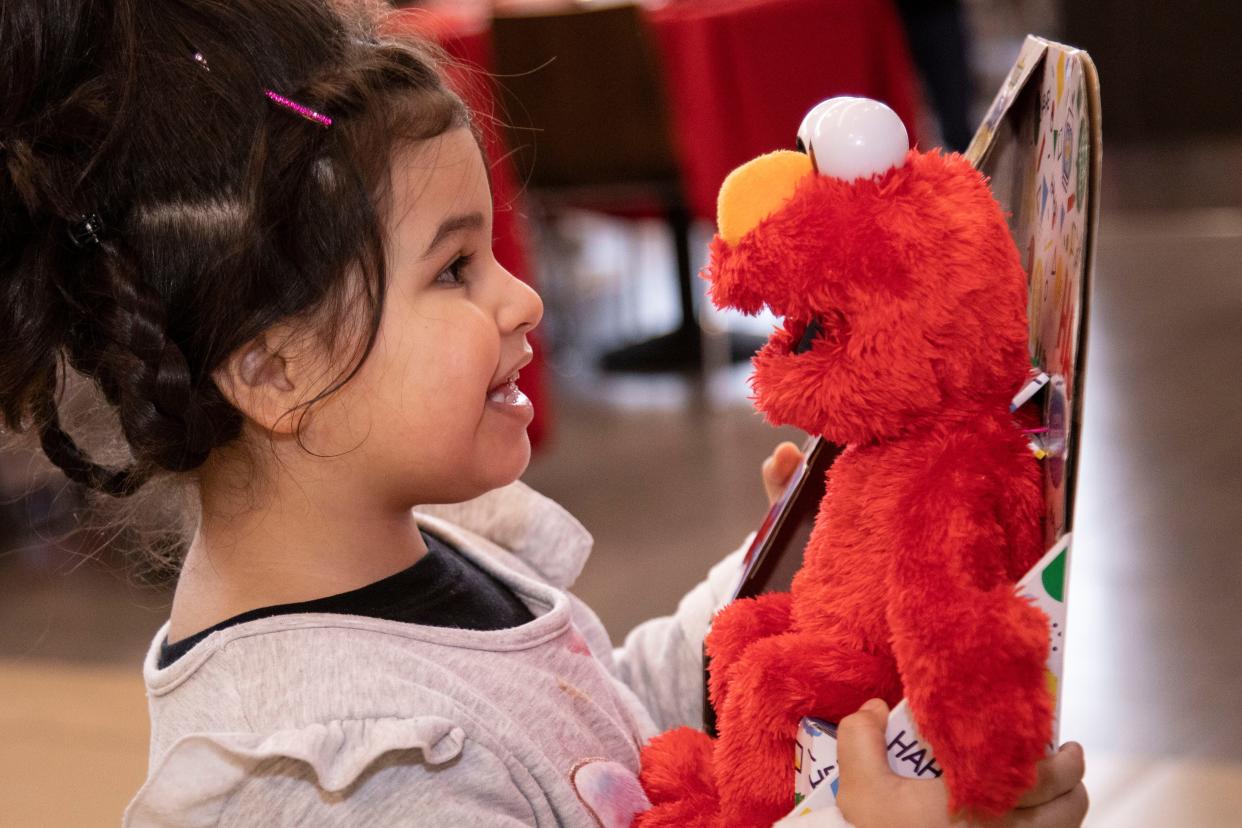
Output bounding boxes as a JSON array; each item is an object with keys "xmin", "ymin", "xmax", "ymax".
[
  {"xmin": 636, "ymin": 728, "xmax": 721, "ymax": 828},
  {"xmin": 706, "ymin": 591, "xmax": 792, "ymax": 714},
  {"xmin": 638, "ymin": 150, "xmax": 1050, "ymax": 825}
]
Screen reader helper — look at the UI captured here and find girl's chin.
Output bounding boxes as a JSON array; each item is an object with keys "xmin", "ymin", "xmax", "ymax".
[
  {"xmin": 429, "ymin": 454, "xmax": 529, "ymax": 505},
  {"xmin": 480, "ymin": 436, "xmax": 532, "ymax": 482}
]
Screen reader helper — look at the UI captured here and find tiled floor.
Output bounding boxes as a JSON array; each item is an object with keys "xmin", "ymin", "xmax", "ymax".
[{"xmin": 2, "ymin": 134, "xmax": 1240, "ymax": 828}]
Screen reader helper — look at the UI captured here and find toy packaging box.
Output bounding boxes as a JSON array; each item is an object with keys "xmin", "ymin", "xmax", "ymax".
[{"xmin": 714, "ymin": 36, "xmax": 1101, "ymax": 820}]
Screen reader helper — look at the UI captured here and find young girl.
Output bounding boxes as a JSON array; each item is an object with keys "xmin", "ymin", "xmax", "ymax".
[{"xmin": 0, "ymin": 1, "xmax": 1086, "ymax": 825}]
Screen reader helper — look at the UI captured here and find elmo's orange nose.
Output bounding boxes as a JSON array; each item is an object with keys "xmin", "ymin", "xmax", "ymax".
[{"xmin": 716, "ymin": 150, "xmax": 814, "ymax": 245}]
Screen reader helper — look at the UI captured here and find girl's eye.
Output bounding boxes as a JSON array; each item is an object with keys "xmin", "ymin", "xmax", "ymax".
[{"xmin": 435, "ymin": 254, "xmax": 473, "ymax": 285}]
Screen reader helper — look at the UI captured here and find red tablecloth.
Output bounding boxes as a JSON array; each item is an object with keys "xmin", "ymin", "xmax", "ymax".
[
  {"xmin": 387, "ymin": 12, "xmax": 551, "ymax": 449},
  {"xmin": 647, "ymin": 0, "xmax": 920, "ymax": 219}
]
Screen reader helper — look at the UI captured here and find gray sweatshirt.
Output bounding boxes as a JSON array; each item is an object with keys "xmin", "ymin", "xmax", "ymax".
[{"xmin": 122, "ymin": 482, "xmax": 747, "ymax": 827}]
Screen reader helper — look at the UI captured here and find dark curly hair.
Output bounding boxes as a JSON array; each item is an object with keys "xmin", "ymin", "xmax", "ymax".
[{"xmin": 0, "ymin": 0, "xmax": 467, "ymax": 497}]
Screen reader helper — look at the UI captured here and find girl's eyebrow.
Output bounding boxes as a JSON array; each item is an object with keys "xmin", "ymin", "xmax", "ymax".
[{"xmin": 423, "ymin": 212, "xmax": 484, "ymax": 258}]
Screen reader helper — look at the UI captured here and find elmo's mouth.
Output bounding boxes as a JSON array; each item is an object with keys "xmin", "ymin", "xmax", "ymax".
[
  {"xmin": 793, "ymin": 317, "xmax": 825, "ymax": 354},
  {"xmin": 784, "ymin": 309, "xmax": 848, "ymax": 355}
]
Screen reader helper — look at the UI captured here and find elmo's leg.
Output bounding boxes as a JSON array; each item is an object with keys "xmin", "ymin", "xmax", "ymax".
[
  {"xmin": 713, "ymin": 631, "xmax": 902, "ymax": 827},
  {"xmin": 635, "ymin": 594, "xmax": 795, "ymax": 828},
  {"xmin": 706, "ymin": 591, "xmax": 793, "ymax": 714}
]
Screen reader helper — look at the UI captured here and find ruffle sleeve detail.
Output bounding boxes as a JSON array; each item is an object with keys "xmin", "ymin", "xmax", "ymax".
[{"xmin": 124, "ymin": 715, "xmax": 465, "ymax": 827}]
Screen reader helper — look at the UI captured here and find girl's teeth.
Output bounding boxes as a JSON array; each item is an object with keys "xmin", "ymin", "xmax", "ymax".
[{"xmin": 488, "ymin": 380, "xmax": 529, "ymax": 406}]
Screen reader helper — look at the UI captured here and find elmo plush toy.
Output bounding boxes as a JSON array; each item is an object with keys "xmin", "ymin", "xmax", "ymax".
[{"xmin": 637, "ymin": 98, "xmax": 1051, "ymax": 826}]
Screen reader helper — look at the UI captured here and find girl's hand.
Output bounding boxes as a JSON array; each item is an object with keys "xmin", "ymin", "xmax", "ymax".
[
  {"xmin": 762, "ymin": 441, "xmax": 805, "ymax": 505},
  {"xmin": 837, "ymin": 699, "xmax": 1089, "ymax": 827}
]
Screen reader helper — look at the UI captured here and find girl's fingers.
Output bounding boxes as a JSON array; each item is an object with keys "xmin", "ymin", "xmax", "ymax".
[
  {"xmin": 762, "ymin": 441, "xmax": 804, "ymax": 504},
  {"xmin": 773, "ymin": 441, "xmax": 803, "ymax": 472},
  {"xmin": 836, "ymin": 699, "xmax": 893, "ymax": 790},
  {"xmin": 1016, "ymin": 742, "xmax": 1086, "ymax": 808}
]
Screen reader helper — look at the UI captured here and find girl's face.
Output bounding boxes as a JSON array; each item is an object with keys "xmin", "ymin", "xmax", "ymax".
[{"xmin": 305, "ymin": 127, "xmax": 543, "ymax": 507}]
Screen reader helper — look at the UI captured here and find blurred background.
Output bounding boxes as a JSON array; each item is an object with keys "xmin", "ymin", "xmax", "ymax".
[{"xmin": 2, "ymin": 1, "xmax": 1239, "ymax": 825}]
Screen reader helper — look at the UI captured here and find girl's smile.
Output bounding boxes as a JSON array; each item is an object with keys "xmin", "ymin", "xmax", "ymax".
[{"xmin": 486, "ymin": 367, "xmax": 534, "ymax": 421}]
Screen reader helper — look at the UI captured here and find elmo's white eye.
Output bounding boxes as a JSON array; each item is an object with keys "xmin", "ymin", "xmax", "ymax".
[
  {"xmin": 797, "ymin": 98, "xmax": 852, "ymax": 155},
  {"xmin": 797, "ymin": 97, "xmax": 909, "ymax": 182}
]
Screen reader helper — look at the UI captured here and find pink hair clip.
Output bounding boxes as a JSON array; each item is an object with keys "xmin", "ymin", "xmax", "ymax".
[
  {"xmin": 263, "ymin": 89, "xmax": 333, "ymax": 128},
  {"xmin": 191, "ymin": 49, "xmax": 332, "ymax": 128}
]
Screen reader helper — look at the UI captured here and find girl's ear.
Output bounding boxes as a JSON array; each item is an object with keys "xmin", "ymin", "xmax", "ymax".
[{"xmin": 213, "ymin": 329, "xmax": 312, "ymax": 436}]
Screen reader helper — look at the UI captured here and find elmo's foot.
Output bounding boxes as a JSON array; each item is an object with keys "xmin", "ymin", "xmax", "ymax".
[{"xmin": 635, "ymin": 727, "xmax": 722, "ymax": 827}]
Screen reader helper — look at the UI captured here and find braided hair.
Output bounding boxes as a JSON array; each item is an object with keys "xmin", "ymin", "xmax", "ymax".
[{"xmin": 0, "ymin": 0, "xmax": 467, "ymax": 497}]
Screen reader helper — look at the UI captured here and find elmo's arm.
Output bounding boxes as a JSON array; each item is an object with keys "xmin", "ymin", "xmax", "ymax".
[{"xmin": 885, "ymin": 445, "xmax": 1053, "ymax": 819}]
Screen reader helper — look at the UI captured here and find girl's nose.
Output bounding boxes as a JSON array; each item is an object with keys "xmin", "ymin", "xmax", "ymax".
[{"xmin": 500, "ymin": 270, "xmax": 544, "ymax": 335}]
